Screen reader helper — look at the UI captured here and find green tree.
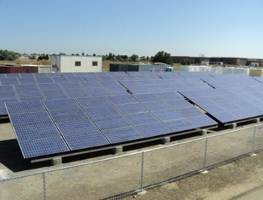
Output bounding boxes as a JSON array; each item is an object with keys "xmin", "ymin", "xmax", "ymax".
[
  {"xmin": 0, "ymin": 49, "xmax": 18, "ymax": 61},
  {"xmin": 130, "ymin": 54, "xmax": 139, "ymax": 62},
  {"xmin": 181, "ymin": 59, "xmax": 192, "ymax": 65},
  {"xmin": 152, "ymin": 51, "xmax": 173, "ymax": 65}
]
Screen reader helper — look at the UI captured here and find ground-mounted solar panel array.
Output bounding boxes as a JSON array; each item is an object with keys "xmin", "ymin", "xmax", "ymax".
[{"xmin": 1, "ymin": 71, "xmax": 263, "ymax": 159}]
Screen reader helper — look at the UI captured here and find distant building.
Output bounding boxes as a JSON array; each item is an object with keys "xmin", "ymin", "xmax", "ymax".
[{"xmin": 50, "ymin": 55, "xmax": 102, "ymax": 73}]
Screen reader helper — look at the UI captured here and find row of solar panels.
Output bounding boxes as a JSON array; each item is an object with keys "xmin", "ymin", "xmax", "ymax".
[{"xmin": 5, "ymin": 93, "xmax": 217, "ymax": 158}]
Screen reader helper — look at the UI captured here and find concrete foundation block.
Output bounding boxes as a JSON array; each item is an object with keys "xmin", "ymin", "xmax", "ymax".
[
  {"xmin": 51, "ymin": 157, "xmax": 62, "ymax": 166},
  {"xmin": 160, "ymin": 137, "xmax": 170, "ymax": 144},
  {"xmin": 113, "ymin": 146, "xmax": 123, "ymax": 154}
]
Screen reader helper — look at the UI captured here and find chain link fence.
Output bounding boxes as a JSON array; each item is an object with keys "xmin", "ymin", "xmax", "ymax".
[{"xmin": 1, "ymin": 124, "xmax": 263, "ymax": 200}]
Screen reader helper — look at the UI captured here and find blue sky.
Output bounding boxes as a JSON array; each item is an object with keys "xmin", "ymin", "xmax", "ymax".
[{"xmin": 0, "ymin": 0, "xmax": 262, "ymax": 58}]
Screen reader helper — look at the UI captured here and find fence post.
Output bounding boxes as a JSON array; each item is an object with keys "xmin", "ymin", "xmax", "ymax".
[
  {"xmin": 140, "ymin": 151, "xmax": 145, "ymax": 192},
  {"xmin": 251, "ymin": 125, "xmax": 257, "ymax": 156},
  {"xmin": 202, "ymin": 137, "xmax": 209, "ymax": 173},
  {"xmin": 42, "ymin": 172, "xmax": 46, "ymax": 200}
]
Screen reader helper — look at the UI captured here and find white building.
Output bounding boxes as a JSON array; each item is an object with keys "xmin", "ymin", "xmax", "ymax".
[{"xmin": 50, "ymin": 55, "xmax": 102, "ymax": 73}]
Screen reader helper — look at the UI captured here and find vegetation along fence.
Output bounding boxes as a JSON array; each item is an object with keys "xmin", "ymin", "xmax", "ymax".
[{"xmin": 1, "ymin": 123, "xmax": 263, "ymax": 200}]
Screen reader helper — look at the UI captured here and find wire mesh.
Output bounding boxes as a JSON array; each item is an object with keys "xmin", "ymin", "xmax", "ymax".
[
  {"xmin": 142, "ymin": 138, "xmax": 206, "ymax": 187},
  {"xmin": 205, "ymin": 126, "xmax": 254, "ymax": 167},
  {"xmin": 44, "ymin": 153, "xmax": 142, "ymax": 200}
]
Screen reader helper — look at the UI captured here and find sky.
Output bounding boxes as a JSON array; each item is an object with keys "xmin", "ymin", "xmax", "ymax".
[{"xmin": 0, "ymin": 0, "xmax": 263, "ymax": 58}]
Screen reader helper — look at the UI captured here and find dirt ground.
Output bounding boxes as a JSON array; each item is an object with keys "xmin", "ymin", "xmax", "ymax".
[{"xmin": 123, "ymin": 152, "xmax": 263, "ymax": 200}]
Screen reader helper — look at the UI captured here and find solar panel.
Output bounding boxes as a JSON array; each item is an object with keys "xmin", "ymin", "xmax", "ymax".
[
  {"xmin": 63, "ymin": 88, "xmax": 89, "ymax": 98},
  {"xmin": 35, "ymin": 77, "xmax": 54, "ymax": 84},
  {"xmin": 19, "ymin": 136, "xmax": 69, "ymax": 158},
  {"xmin": 0, "ymin": 107, "xmax": 7, "ymax": 115},
  {"xmin": 102, "ymin": 126, "xmax": 143, "ymax": 144},
  {"xmin": 187, "ymin": 115, "xmax": 217, "ymax": 127},
  {"xmin": 59, "ymin": 82, "xmax": 81, "ymax": 89},
  {"xmin": 106, "ymin": 94, "xmax": 137, "ymax": 105},
  {"xmin": 135, "ymin": 122, "xmax": 171, "ymax": 137},
  {"xmin": 77, "ymin": 96, "xmax": 110, "ymax": 107},
  {"xmin": 124, "ymin": 112, "xmax": 159, "ymax": 125},
  {"xmin": 41, "ymin": 89, "xmax": 66, "ymax": 96},
  {"xmin": 115, "ymin": 102, "xmax": 148, "ymax": 115},
  {"xmin": 49, "ymin": 108, "xmax": 88, "ymax": 122},
  {"xmin": 63, "ymin": 131, "xmax": 109, "ymax": 150},
  {"xmin": 17, "ymin": 90, "xmax": 43, "ymax": 98},
  {"xmin": 5, "ymin": 101, "xmax": 46, "ymax": 114},
  {"xmin": 212, "ymin": 112, "xmax": 238, "ymax": 123},
  {"xmin": 166, "ymin": 99, "xmax": 193, "ymax": 109},
  {"xmin": 14, "ymin": 84, "xmax": 39, "ymax": 91},
  {"xmin": 0, "ymin": 92, "xmax": 17, "ymax": 99},
  {"xmin": 43, "ymin": 99, "xmax": 80, "ymax": 111},
  {"xmin": 142, "ymin": 101, "xmax": 172, "ymax": 111},
  {"xmin": 152, "ymin": 109, "xmax": 183, "ymax": 121},
  {"xmin": 133, "ymin": 93, "xmax": 159, "ymax": 103},
  {"xmin": 175, "ymin": 107, "xmax": 203, "ymax": 118},
  {"xmin": 38, "ymin": 83, "xmax": 61, "ymax": 90},
  {"xmin": 9, "ymin": 111, "xmax": 53, "ymax": 126},
  {"xmin": 14, "ymin": 123, "xmax": 61, "ymax": 142},
  {"xmin": 84, "ymin": 105, "xmax": 120, "ymax": 119},
  {"xmin": 93, "ymin": 115, "xmax": 130, "ymax": 130},
  {"xmin": 163, "ymin": 118, "xmax": 195, "ymax": 133},
  {"xmin": 55, "ymin": 119, "xmax": 99, "ymax": 135}
]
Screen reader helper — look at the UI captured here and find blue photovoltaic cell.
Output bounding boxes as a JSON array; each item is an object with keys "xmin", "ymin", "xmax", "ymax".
[
  {"xmin": 152, "ymin": 109, "xmax": 183, "ymax": 121},
  {"xmin": 102, "ymin": 126, "xmax": 143, "ymax": 144},
  {"xmin": 84, "ymin": 105, "xmax": 119, "ymax": 119},
  {"xmin": 115, "ymin": 103, "xmax": 148, "ymax": 115},
  {"xmin": 35, "ymin": 77, "xmax": 54, "ymax": 84},
  {"xmin": 166, "ymin": 99, "xmax": 192, "ymax": 109},
  {"xmin": 43, "ymin": 99, "xmax": 80, "ymax": 111},
  {"xmin": 59, "ymin": 82, "xmax": 81, "ymax": 88},
  {"xmin": 55, "ymin": 119, "xmax": 99, "ymax": 135},
  {"xmin": 15, "ymin": 84, "xmax": 38, "ymax": 91},
  {"xmin": 64, "ymin": 131, "xmax": 110, "ymax": 150},
  {"xmin": 49, "ymin": 108, "xmax": 88, "ymax": 122},
  {"xmin": 0, "ymin": 78, "xmax": 19, "ymax": 85},
  {"xmin": 14, "ymin": 123, "xmax": 61, "ymax": 142},
  {"xmin": 93, "ymin": 115, "xmax": 130, "ymax": 130},
  {"xmin": 154, "ymin": 92, "xmax": 182, "ymax": 101},
  {"xmin": 5, "ymin": 101, "xmax": 46, "ymax": 114},
  {"xmin": 51, "ymin": 77, "xmax": 69, "ymax": 83},
  {"xmin": 246, "ymin": 107, "xmax": 263, "ymax": 117},
  {"xmin": 230, "ymin": 110, "xmax": 252, "ymax": 120},
  {"xmin": 19, "ymin": 136, "xmax": 69, "ymax": 158},
  {"xmin": 63, "ymin": 88, "xmax": 89, "ymax": 98},
  {"xmin": 106, "ymin": 94, "xmax": 137, "ymax": 105},
  {"xmin": 187, "ymin": 115, "xmax": 217, "ymax": 127},
  {"xmin": 65, "ymin": 76, "xmax": 85, "ymax": 82},
  {"xmin": 217, "ymin": 102, "xmax": 241, "ymax": 111},
  {"xmin": 0, "ymin": 107, "xmax": 7, "ymax": 115},
  {"xmin": 9, "ymin": 111, "xmax": 52, "ymax": 126},
  {"xmin": 142, "ymin": 101, "xmax": 172, "ymax": 111},
  {"xmin": 20, "ymin": 96, "xmax": 44, "ymax": 102},
  {"xmin": 0, "ymin": 85, "xmax": 13, "ymax": 92},
  {"xmin": 38, "ymin": 83, "xmax": 61, "ymax": 90},
  {"xmin": 41, "ymin": 89, "xmax": 66, "ymax": 96},
  {"xmin": 212, "ymin": 112, "xmax": 237, "ymax": 123},
  {"xmin": 135, "ymin": 122, "xmax": 171, "ymax": 138},
  {"xmin": 0, "ymin": 92, "xmax": 17, "ymax": 99},
  {"xmin": 43, "ymin": 95, "xmax": 69, "ymax": 100},
  {"xmin": 208, "ymin": 96, "xmax": 229, "ymax": 103},
  {"xmin": 175, "ymin": 107, "xmax": 203, "ymax": 118},
  {"xmin": 124, "ymin": 112, "xmax": 159, "ymax": 125},
  {"xmin": 17, "ymin": 90, "xmax": 43, "ymax": 98},
  {"xmin": 201, "ymin": 104, "xmax": 226, "ymax": 114},
  {"xmin": 232, "ymin": 100, "xmax": 254, "ymax": 109},
  {"xmin": 163, "ymin": 118, "xmax": 195, "ymax": 133},
  {"xmin": 77, "ymin": 96, "xmax": 110, "ymax": 107},
  {"xmin": 133, "ymin": 93, "xmax": 159, "ymax": 103}
]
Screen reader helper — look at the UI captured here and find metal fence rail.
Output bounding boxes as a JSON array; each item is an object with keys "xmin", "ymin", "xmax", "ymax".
[{"xmin": 1, "ymin": 124, "xmax": 263, "ymax": 200}]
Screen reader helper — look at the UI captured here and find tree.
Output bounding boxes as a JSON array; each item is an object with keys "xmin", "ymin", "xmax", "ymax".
[
  {"xmin": 60, "ymin": 53, "xmax": 66, "ymax": 55},
  {"xmin": 130, "ymin": 54, "xmax": 139, "ymax": 62},
  {"xmin": 93, "ymin": 53, "xmax": 96, "ymax": 56},
  {"xmin": 152, "ymin": 51, "xmax": 173, "ymax": 65},
  {"xmin": 0, "ymin": 49, "xmax": 18, "ymax": 61},
  {"xmin": 181, "ymin": 59, "xmax": 192, "ymax": 65},
  {"xmin": 82, "ymin": 52, "xmax": 84, "ymax": 56}
]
